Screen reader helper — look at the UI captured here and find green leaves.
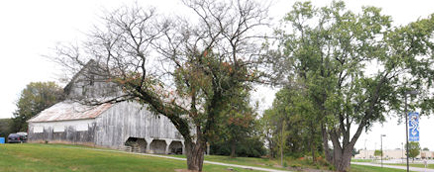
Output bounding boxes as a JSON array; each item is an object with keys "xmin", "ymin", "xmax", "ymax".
[
  {"xmin": 11, "ymin": 82, "xmax": 64, "ymax": 132},
  {"xmin": 268, "ymin": 1, "xmax": 434, "ymax": 170},
  {"xmin": 406, "ymin": 142, "xmax": 421, "ymax": 159}
]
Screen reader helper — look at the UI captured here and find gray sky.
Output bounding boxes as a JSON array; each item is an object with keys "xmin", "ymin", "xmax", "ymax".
[{"xmin": 1, "ymin": 0, "xmax": 434, "ymax": 151}]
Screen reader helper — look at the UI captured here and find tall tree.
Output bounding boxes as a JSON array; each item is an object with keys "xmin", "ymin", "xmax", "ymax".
[
  {"xmin": 213, "ymin": 90, "xmax": 259, "ymax": 157},
  {"xmin": 210, "ymin": 95, "xmax": 265, "ymax": 158},
  {"xmin": 262, "ymin": 87, "xmax": 322, "ymax": 162},
  {"xmin": 52, "ymin": 0, "xmax": 269, "ymax": 171},
  {"xmin": 0, "ymin": 118, "xmax": 12, "ymax": 137},
  {"xmin": 11, "ymin": 82, "xmax": 64, "ymax": 132},
  {"xmin": 271, "ymin": 1, "xmax": 434, "ymax": 171}
]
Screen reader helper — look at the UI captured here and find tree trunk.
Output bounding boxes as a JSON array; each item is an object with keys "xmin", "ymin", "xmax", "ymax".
[
  {"xmin": 230, "ymin": 138, "xmax": 236, "ymax": 158},
  {"xmin": 185, "ymin": 139, "xmax": 206, "ymax": 171},
  {"xmin": 330, "ymin": 132, "xmax": 355, "ymax": 172},
  {"xmin": 267, "ymin": 136, "xmax": 275, "ymax": 158},
  {"xmin": 333, "ymin": 146, "xmax": 353, "ymax": 172},
  {"xmin": 321, "ymin": 123, "xmax": 332, "ymax": 163},
  {"xmin": 310, "ymin": 121, "xmax": 316, "ymax": 163},
  {"xmin": 280, "ymin": 120, "xmax": 285, "ymax": 166},
  {"xmin": 311, "ymin": 142, "xmax": 316, "ymax": 163},
  {"xmin": 184, "ymin": 126, "xmax": 206, "ymax": 172}
]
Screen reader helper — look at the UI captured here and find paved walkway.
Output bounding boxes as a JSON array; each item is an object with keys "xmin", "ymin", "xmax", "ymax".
[
  {"xmin": 352, "ymin": 162, "xmax": 434, "ymax": 172},
  {"xmin": 63, "ymin": 145, "xmax": 290, "ymax": 172}
]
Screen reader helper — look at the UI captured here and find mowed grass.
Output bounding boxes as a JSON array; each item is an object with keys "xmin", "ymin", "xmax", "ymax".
[
  {"xmin": 0, "ymin": 143, "xmax": 413, "ymax": 172},
  {"xmin": 350, "ymin": 164, "xmax": 408, "ymax": 172},
  {"xmin": 170, "ymin": 154, "xmax": 283, "ymax": 170},
  {"xmin": 384, "ymin": 163, "xmax": 434, "ymax": 169},
  {"xmin": 171, "ymin": 154, "xmax": 408, "ymax": 172},
  {"xmin": 0, "ymin": 144, "xmax": 256, "ymax": 172},
  {"xmin": 351, "ymin": 159, "xmax": 374, "ymax": 162}
]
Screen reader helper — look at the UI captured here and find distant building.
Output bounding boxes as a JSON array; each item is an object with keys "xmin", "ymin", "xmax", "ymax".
[
  {"xmin": 355, "ymin": 149, "xmax": 434, "ymax": 159},
  {"xmin": 27, "ymin": 61, "xmax": 185, "ymax": 154}
]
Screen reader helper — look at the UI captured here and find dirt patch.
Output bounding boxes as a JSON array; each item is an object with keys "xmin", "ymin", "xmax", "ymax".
[{"xmin": 174, "ymin": 169, "xmax": 199, "ymax": 172}]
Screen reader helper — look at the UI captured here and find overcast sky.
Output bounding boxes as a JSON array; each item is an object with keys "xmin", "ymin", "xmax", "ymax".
[{"xmin": 1, "ymin": 0, "xmax": 434, "ymax": 151}]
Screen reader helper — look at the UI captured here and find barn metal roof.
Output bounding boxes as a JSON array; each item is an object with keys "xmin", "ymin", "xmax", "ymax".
[{"xmin": 28, "ymin": 101, "xmax": 112, "ymax": 123}]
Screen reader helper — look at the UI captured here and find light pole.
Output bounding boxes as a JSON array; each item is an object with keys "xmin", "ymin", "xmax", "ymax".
[
  {"xmin": 405, "ymin": 90, "xmax": 418, "ymax": 172},
  {"xmin": 401, "ymin": 142, "xmax": 404, "ymax": 163},
  {"xmin": 364, "ymin": 139, "xmax": 367, "ymax": 159},
  {"xmin": 381, "ymin": 134, "xmax": 386, "ymax": 167}
]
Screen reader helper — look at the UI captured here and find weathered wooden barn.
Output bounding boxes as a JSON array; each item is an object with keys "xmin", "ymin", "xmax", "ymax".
[{"xmin": 27, "ymin": 62, "xmax": 185, "ymax": 154}]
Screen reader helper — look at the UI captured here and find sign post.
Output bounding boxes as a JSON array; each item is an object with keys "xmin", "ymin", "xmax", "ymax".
[{"xmin": 408, "ymin": 112, "xmax": 420, "ymax": 142}]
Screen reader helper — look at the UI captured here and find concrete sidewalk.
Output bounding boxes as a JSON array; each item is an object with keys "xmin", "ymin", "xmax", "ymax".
[{"xmin": 352, "ymin": 162, "xmax": 434, "ymax": 172}]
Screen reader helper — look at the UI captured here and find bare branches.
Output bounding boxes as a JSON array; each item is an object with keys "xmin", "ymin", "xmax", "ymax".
[{"xmin": 51, "ymin": 2, "xmax": 270, "ymax": 170}]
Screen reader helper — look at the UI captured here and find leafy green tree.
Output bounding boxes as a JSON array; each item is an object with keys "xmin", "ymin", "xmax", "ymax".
[
  {"xmin": 262, "ymin": 87, "xmax": 323, "ymax": 163},
  {"xmin": 261, "ymin": 109, "xmax": 279, "ymax": 158},
  {"xmin": 210, "ymin": 90, "xmax": 263, "ymax": 157},
  {"xmin": 423, "ymin": 147, "xmax": 430, "ymax": 151},
  {"xmin": 374, "ymin": 150, "xmax": 382, "ymax": 157},
  {"xmin": 0, "ymin": 118, "xmax": 12, "ymax": 137},
  {"xmin": 210, "ymin": 129, "xmax": 266, "ymax": 157},
  {"xmin": 11, "ymin": 82, "xmax": 64, "ymax": 132},
  {"xmin": 406, "ymin": 142, "xmax": 421, "ymax": 161},
  {"xmin": 52, "ymin": 0, "xmax": 270, "ymax": 171},
  {"xmin": 352, "ymin": 148, "xmax": 359, "ymax": 157},
  {"xmin": 270, "ymin": 1, "xmax": 434, "ymax": 171}
]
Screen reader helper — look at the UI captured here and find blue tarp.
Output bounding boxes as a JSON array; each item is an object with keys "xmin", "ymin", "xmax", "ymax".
[{"xmin": 0, "ymin": 137, "xmax": 4, "ymax": 144}]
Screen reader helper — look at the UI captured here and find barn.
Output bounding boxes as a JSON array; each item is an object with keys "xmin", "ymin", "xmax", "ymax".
[{"xmin": 27, "ymin": 61, "xmax": 185, "ymax": 154}]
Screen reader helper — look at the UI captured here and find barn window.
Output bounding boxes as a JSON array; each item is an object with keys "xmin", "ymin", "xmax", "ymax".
[
  {"xmin": 33, "ymin": 126, "xmax": 43, "ymax": 133},
  {"xmin": 89, "ymin": 75, "xmax": 94, "ymax": 86},
  {"xmin": 76, "ymin": 123, "xmax": 88, "ymax": 131},
  {"xmin": 81, "ymin": 86, "xmax": 87, "ymax": 96},
  {"xmin": 53, "ymin": 125, "xmax": 65, "ymax": 132}
]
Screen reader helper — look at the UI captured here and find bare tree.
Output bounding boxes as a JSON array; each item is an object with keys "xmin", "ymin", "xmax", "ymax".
[{"xmin": 53, "ymin": 0, "xmax": 270, "ymax": 171}]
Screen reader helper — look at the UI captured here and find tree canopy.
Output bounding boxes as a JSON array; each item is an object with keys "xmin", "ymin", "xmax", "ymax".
[
  {"xmin": 266, "ymin": 1, "xmax": 434, "ymax": 171},
  {"xmin": 406, "ymin": 142, "xmax": 421, "ymax": 161},
  {"xmin": 52, "ymin": 0, "xmax": 270, "ymax": 171},
  {"xmin": 11, "ymin": 82, "xmax": 64, "ymax": 133}
]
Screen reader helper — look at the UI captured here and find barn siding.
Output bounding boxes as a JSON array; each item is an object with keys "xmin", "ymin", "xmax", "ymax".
[
  {"xmin": 94, "ymin": 101, "xmax": 183, "ymax": 149},
  {"xmin": 28, "ymin": 119, "xmax": 96, "ymax": 145}
]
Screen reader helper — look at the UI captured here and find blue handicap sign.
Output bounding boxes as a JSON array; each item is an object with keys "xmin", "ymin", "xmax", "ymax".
[
  {"xmin": 0, "ymin": 137, "xmax": 4, "ymax": 144},
  {"xmin": 408, "ymin": 112, "xmax": 419, "ymax": 142}
]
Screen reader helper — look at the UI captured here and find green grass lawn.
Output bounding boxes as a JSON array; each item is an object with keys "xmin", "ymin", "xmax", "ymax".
[
  {"xmin": 351, "ymin": 164, "xmax": 408, "ymax": 172},
  {"xmin": 170, "ymin": 154, "xmax": 284, "ymax": 169},
  {"xmin": 0, "ymin": 144, "xmax": 255, "ymax": 172},
  {"xmin": 384, "ymin": 163, "xmax": 434, "ymax": 169},
  {"xmin": 0, "ymin": 143, "xmax": 414, "ymax": 172},
  {"xmin": 172, "ymin": 154, "xmax": 409, "ymax": 172},
  {"xmin": 351, "ymin": 159, "xmax": 374, "ymax": 162}
]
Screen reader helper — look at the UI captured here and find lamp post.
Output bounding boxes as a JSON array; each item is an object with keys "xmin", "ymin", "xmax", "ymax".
[
  {"xmin": 405, "ymin": 90, "xmax": 418, "ymax": 172},
  {"xmin": 364, "ymin": 139, "xmax": 367, "ymax": 159},
  {"xmin": 381, "ymin": 134, "xmax": 386, "ymax": 167},
  {"xmin": 401, "ymin": 142, "xmax": 404, "ymax": 163}
]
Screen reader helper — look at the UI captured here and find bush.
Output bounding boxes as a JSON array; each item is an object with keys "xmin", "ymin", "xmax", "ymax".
[
  {"xmin": 291, "ymin": 164, "xmax": 302, "ymax": 168},
  {"xmin": 210, "ymin": 137, "xmax": 266, "ymax": 157}
]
